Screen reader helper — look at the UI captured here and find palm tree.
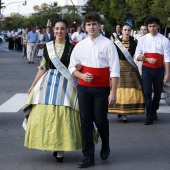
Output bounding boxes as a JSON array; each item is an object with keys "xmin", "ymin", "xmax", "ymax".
[{"xmin": 33, "ymin": 5, "xmax": 40, "ymax": 12}]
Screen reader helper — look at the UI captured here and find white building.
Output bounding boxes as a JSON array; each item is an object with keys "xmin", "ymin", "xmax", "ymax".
[{"xmin": 58, "ymin": 0, "xmax": 88, "ymax": 15}]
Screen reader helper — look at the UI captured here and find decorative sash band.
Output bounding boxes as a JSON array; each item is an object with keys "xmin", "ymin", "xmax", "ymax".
[
  {"xmin": 143, "ymin": 53, "xmax": 164, "ymax": 68},
  {"xmin": 114, "ymin": 39, "xmax": 138, "ymax": 71},
  {"xmin": 78, "ymin": 65, "xmax": 110, "ymax": 87},
  {"xmin": 46, "ymin": 41, "xmax": 78, "ymax": 88}
]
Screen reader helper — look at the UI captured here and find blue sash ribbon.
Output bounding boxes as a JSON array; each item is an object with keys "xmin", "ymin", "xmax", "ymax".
[
  {"xmin": 115, "ymin": 39, "xmax": 138, "ymax": 71},
  {"xmin": 46, "ymin": 41, "xmax": 78, "ymax": 88}
]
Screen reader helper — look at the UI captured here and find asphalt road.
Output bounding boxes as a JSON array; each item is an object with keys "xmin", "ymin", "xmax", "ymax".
[{"xmin": 0, "ymin": 42, "xmax": 170, "ymax": 170}]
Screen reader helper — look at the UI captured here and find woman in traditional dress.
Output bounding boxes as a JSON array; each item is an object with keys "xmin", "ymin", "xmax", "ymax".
[
  {"xmin": 108, "ymin": 23, "xmax": 145, "ymax": 122},
  {"xmin": 23, "ymin": 19, "xmax": 82, "ymax": 162}
]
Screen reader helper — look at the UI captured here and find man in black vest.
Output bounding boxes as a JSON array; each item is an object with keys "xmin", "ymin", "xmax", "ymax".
[{"xmin": 100, "ymin": 24, "xmax": 110, "ymax": 39}]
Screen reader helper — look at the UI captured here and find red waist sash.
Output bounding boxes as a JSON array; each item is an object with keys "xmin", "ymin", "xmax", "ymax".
[
  {"xmin": 143, "ymin": 53, "xmax": 164, "ymax": 68},
  {"xmin": 78, "ymin": 65, "xmax": 110, "ymax": 87}
]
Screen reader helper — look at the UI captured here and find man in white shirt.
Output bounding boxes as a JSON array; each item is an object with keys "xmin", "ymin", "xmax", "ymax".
[
  {"xmin": 71, "ymin": 26, "xmax": 85, "ymax": 45},
  {"xmin": 69, "ymin": 11, "xmax": 120, "ymax": 168},
  {"xmin": 135, "ymin": 16, "xmax": 170, "ymax": 125}
]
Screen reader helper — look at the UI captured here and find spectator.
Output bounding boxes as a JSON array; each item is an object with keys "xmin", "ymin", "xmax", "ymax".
[
  {"xmin": 26, "ymin": 26, "xmax": 39, "ymax": 64},
  {"xmin": 71, "ymin": 26, "xmax": 85, "ymax": 45},
  {"xmin": 100, "ymin": 24, "xmax": 110, "ymax": 39},
  {"xmin": 21, "ymin": 27, "xmax": 29, "ymax": 58},
  {"xmin": 110, "ymin": 24, "xmax": 122, "ymax": 42}
]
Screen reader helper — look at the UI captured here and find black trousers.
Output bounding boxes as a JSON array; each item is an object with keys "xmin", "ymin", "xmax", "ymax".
[
  {"xmin": 8, "ymin": 38, "xmax": 14, "ymax": 50},
  {"xmin": 142, "ymin": 66, "xmax": 165, "ymax": 120},
  {"xmin": 77, "ymin": 85, "xmax": 110, "ymax": 160},
  {"xmin": 17, "ymin": 37, "xmax": 22, "ymax": 51}
]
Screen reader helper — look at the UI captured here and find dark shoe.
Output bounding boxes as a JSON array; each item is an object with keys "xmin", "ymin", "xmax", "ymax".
[
  {"xmin": 100, "ymin": 144, "xmax": 110, "ymax": 160},
  {"xmin": 31, "ymin": 61, "xmax": 34, "ymax": 64},
  {"xmin": 144, "ymin": 119, "xmax": 153, "ymax": 125},
  {"xmin": 56, "ymin": 157, "xmax": 63, "ymax": 163},
  {"xmin": 28, "ymin": 61, "xmax": 31, "ymax": 64},
  {"xmin": 53, "ymin": 151, "xmax": 57, "ymax": 157},
  {"xmin": 153, "ymin": 112, "xmax": 158, "ymax": 121},
  {"xmin": 78, "ymin": 159, "xmax": 95, "ymax": 168},
  {"xmin": 117, "ymin": 115, "xmax": 122, "ymax": 118},
  {"xmin": 122, "ymin": 119, "xmax": 127, "ymax": 123}
]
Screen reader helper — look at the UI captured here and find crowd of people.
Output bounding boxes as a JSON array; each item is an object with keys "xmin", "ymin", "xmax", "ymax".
[
  {"xmin": 18, "ymin": 11, "xmax": 170, "ymax": 168},
  {"xmin": 6, "ymin": 23, "xmax": 88, "ymax": 64}
]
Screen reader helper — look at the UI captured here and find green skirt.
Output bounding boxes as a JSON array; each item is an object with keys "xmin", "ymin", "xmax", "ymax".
[{"xmin": 24, "ymin": 104, "xmax": 82, "ymax": 151}]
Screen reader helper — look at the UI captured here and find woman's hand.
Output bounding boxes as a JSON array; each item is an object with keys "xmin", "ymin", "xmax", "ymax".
[
  {"xmin": 28, "ymin": 86, "xmax": 34, "ymax": 94},
  {"xmin": 81, "ymin": 72, "xmax": 93, "ymax": 83},
  {"xmin": 75, "ymin": 63, "xmax": 82, "ymax": 71},
  {"xmin": 137, "ymin": 54, "xmax": 145, "ymax": 61},
  {"xmin": 146, "ymin": 58, "xmax": 157, "ymax": 64}
]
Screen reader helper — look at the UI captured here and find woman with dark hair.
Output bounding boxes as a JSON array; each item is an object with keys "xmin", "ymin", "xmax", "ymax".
[
  {"xmin": 108, "ymin": 23, "xmax": 145, "ymax": 123},
  {"xmin": 23, "ymin": 19, "xmax": 82, "ymax": 162}
]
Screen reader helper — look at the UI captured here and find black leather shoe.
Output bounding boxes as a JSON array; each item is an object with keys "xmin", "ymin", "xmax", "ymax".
[
  {"xmin": 117, "ymin": 115, "xmax": 122, "ymax": 118},
  {"xmin": 53, "ymin": 151, "xmax": 57, "ymax": 157},
  {"xmin": 144, "ymin": 119, "xmax": 153, "ymax": 125},
  {"xmin": 78, "ymin": 159, "xmax": 95, "ymax": 168},
  {"xmin": 56, "ymin": 157, "xmax": 63, "ymax": 162},
  {"xmin": 100, "ymin": 145, "xmax": 110, "ymax": 160}
]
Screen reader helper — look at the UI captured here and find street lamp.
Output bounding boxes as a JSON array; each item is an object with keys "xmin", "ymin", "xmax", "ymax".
[
  {"xmin": 70, "ymin": 0, "xmax": 75, "ymax": 19},
  {"xmin": 0, "ymin": 0, "xmax": 27, "ymax": 32}
]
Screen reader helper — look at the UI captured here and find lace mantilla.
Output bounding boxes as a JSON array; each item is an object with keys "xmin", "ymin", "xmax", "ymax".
[{"xmin": 54, "ymin": 41, "xmax": 65, "ymax": 59}]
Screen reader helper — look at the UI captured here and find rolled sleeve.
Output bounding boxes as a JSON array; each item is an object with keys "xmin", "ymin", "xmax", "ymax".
[
  {"xmin": 108, "ymin": 43, "xmax": 120, "ymax": 78},
  {"xmin": 68, "ymin": 47, "xmax": 80, "ymax": 74},
  {"xmin": 164, "ymin": 40, "xmax": 170, "ymax": 62}
]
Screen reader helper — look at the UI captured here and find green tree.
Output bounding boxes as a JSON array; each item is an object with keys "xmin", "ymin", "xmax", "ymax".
[
  {"xmin": 126, "ymin": 0, "xmax": 153, "ymax": 29},
  {"xmin": 150, "ymin": 0, "xmax": 170, "ymax": 35},
  {"xmin": 81, "ymin": 0, "xmax": 97, "ymax": 16},
  {"xmin": 86, "ymin": 0, "xmax": 170, "ymax": 33}
]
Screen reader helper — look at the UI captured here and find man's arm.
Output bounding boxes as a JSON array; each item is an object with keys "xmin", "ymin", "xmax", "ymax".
[
  {"xmin": 73, "ymin": 70, "xmax": 93, "ymax": 83},
  {"xmin": 108, "ymin": 77, "xmax": 118, "ymax": 106},
  {"xmin": 164, "ymin": 62, "xmax": 170, "ymax": 84}
]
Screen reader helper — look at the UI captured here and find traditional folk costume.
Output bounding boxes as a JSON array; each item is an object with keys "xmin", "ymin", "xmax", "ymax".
[
  {"xmin": 69, "ymin": 35, "xmax": 120, "ymax": 161},
  {"xmin": 108, "ymin": 37, "xmax": 145, "ymax": 116},
  {"xmin": 135, "ymin": 33, "xmax": 170, "ymax": 121},
  {"xmin": 23, "ymin": 40, "xmax": 82, "ymax": 151}
]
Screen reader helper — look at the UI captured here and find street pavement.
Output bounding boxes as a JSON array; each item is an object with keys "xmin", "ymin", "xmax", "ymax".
[{"xmin": 0, "ymin": 42, "xmax": 170, "ymax": 170}]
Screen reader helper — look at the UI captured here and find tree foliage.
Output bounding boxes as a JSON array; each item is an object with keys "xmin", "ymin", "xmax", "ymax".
[
  {"xmin": 85, "ymin": 0, "xmax": 170, "ymax": 32},
  {"xmin": 2, "ymin": 2, "xmax": 83, "ymax": 31}
]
